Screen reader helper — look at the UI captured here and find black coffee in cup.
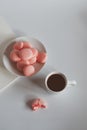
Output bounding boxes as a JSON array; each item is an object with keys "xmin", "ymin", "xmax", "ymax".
[{"xmin": 47, "ymin": 73, "xmax": 67, "ymax": 92}]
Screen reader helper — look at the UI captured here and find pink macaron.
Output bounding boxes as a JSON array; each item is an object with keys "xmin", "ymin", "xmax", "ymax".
[
  {"xmin": 10, "ymin": 50, "xmax": 21, "ymax": 62},
  {"xmin": 23, "ymin": 41, "xmax": 32, "ymax": 48},
  {"xmin": 17, "ymin": 60, "xmax": 30, "ymax": 72},
  {"xmin": 37, "ymin": 52, "xmax": 47, "ymax": 64},
  {"xmin": 23, "ymin": 65, "xmax": 35, "ymax": 76},
  {"xmin": 19, "ymin": 48, "xmax": 33, "ymax": 61},
  {"xmin": 31, "ymin": 48, "xmax": 38, "ymax": 57},
  {"xmin": 29, "ymin": 57, "xmax": 37, "ymax": 65},
  {"xmin": 13, "ymin": 41, "xmax": 24, "ymax": 50}
]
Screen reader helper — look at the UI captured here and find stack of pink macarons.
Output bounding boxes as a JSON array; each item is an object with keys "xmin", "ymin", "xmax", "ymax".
[{"xmin": 10, "ymin": 41, "xmax": 47, "ymax": 76}]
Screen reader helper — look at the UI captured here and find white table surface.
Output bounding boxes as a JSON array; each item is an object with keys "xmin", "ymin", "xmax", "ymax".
[{"xmin": 0, "ymin": 0, "xmax": 87, "ymax": 130}]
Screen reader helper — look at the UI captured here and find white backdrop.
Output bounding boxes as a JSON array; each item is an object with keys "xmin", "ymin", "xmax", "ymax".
[{"xmin": 0, "ymin": 0, "xmax": 87, "ymax": 130}]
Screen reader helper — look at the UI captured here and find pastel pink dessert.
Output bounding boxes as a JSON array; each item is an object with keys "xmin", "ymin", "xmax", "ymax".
[
  {"xmin": 32, "ymin": 99, "xmax": 47, "ymax": 111},
  {"xmin": 10, "ymin": 41, "xmax": 47, "ymax": 76},
  {"xmin": 23, "ymin": 41, "xmax": 32, "ymax": 48},
  {"xmin": 37, "ymin": 52, "xmax": 47, "ymax": 63},
  {"xmin": 31, "ymin": 48, "xmax": 38, "ymax": 57},
  {"xmin": 29, "ymin": 57, "xmax": 37, "ymax": 64},
  {"xmin": 23, "ymin": 65, "xmax": 35, "ymax": 76},
  {"xmin": 13, "ymin": 41, "xmax": 24, "ymax": 50},
  {"xmin": 13, "ymin": 41, "xmax": 32, "ymax": 50},
  {"xmin": 17, "ymin": 60, "xmax": 30, "ymax": 72},
  {"xmin": 10, "ymin": 50, "xmax": 21, "ymax": 62},
  {"xmin": 19, "ymin": 48, "xmax": 33, "ymax": 60}
]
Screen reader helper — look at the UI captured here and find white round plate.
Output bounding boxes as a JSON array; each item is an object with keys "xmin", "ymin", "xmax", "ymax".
[{"xmin": 3, "ymin": 36, "xmax": 47, "ymax": 76}]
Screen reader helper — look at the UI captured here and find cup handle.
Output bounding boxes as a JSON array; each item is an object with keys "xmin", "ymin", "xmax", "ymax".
[{"xmin": 67, "ymin": 80, "xmax": 77, "ymax": 86}]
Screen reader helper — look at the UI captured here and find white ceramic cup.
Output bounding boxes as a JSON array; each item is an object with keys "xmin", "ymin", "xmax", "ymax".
[{"xmin": 45, "ymin": 72, "xmax": 77, "ymax": 94}]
